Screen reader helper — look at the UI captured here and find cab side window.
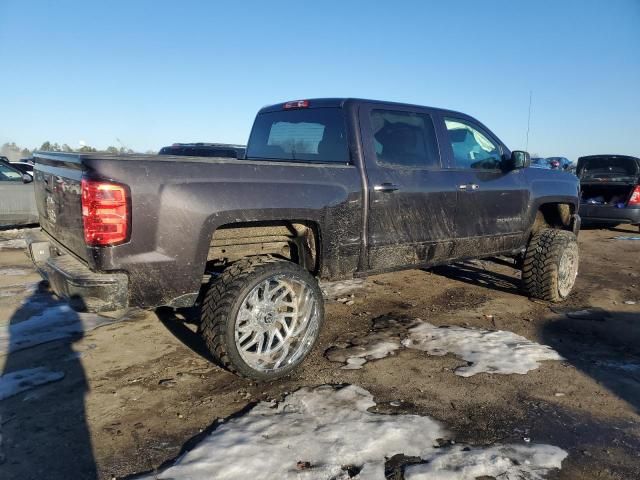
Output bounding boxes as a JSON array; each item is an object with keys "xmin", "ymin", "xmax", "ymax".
[
  {"xmin": 370, "ymin": 109, "xmax": 440, "ymax": 168},
  {"xmin": 445, "ymin": 118, "xmax": 502, "ymax": 170}
]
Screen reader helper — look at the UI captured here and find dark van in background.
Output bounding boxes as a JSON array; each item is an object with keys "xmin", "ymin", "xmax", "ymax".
[{"xmin": 578, "ymin": 154, "xmax": 640, "ymax": 231}]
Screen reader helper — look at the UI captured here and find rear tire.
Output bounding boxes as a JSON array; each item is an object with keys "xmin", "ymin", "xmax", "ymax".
[
  {"xmin": 521, "ymin": 228, "xmax": 579, "ymax": 302},
  {"xmin": 200, "ymin": 256, "xmax": 324, "ymax": 380}
]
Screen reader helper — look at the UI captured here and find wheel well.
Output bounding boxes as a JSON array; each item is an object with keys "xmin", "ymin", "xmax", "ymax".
[
  {"xmin": 206, "ymin": 221, "xmax": 319, "ymax": 273},
  {"xmin": 532, "ymin": 203, "xmax": 574, "ymax": 234}
]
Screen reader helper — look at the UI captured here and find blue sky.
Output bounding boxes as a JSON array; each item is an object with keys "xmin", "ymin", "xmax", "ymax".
[{"xmin": 0, "ymin": 0, "xmax": 638, "ymax": 159}]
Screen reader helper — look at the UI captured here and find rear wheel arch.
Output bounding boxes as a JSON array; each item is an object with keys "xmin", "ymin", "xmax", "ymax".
[{"xmin": 205, "ymin": 220, "xmax": 322, "ymax": 274}]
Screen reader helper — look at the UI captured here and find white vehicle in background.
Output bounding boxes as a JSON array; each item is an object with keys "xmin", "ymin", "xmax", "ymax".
[
  {"xmin": 0, "ymin": 162, "xmax": 38, "ymax": 227},
  {"xmin": 9, "ymin": 160, "xmax": 35, "ymax": 178}
]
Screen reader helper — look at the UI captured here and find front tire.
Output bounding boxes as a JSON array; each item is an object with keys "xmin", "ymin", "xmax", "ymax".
[
  {"xmin": 200, "ymin": 256, "xmax": 324, "ymax": 380},
  {"xmin": 521, "ymin": 228, "xmax": 579, "ymax": 302}
]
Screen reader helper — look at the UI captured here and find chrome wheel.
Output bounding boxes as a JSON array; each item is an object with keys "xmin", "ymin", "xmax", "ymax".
[
  {"xmin": 234, "ymin": 274, "xmax": 320, "ymax": 373},
  {"xmin": 558, "ymin": 242, "xmax": 579, "ymax": 298}
]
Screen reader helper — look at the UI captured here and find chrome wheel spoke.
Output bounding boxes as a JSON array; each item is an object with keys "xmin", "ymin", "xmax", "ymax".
[
  {"xmin": 255, "ymin": 332, "xmax": 266, "ymax": 354},
  {"xmin": 237, "ymin": 329, "xmax": 254, "ymax": 345},
  {"xmin": 273, "ymin": 343, "xmax": 290, "ymax": 369},
  {"xmin": 558, "ymin": 244, "xmax": 579, "ymax": 298},
  {"xmin": 276, "ymin": 315, "xmax": 293, "ymax": 335},
  {"xmin": 245, "ymin": 287, "xmax": 261, "ymax": 308},
  {"xmin": 270, "ymin": 285, "xmax": 288, "ymax": 304},
  {"xmin": 241, "ymin": 333, "xmax": 260, "ymax": 350}
]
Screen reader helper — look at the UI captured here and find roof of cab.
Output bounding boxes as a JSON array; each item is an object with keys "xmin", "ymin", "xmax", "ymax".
[
  {"xmin": 258, "ymin": 98, "xmax": 347, "ymax": 113},
  {"xmin": 257, "ymin": 98, "xmax": 467, "ymax": 118}
]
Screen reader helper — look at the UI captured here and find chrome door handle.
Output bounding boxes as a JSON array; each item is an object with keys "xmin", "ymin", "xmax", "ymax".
[
  {"xmin": 459, "ymin": 183, "xmax": 480, "ymax": 191},
  {"xmin": 373, "ymin": 183, "xmax": 399, "ymax": 192},
  {"xmin": 458, "ymin": 184, "xmax": 468, "ymax": 190},
  {"xmin": 469, "ymin": 183, "xmax": 480, "ymax": 190}
]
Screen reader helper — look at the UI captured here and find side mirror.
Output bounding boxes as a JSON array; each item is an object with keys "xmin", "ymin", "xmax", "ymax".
[
  {"xmin": 22, "ymin": 173, "xmax": 33, "ymax": 183},
  {"xmin": 506, "ymin": 150, "xmax": 530, "ymax": 170}
]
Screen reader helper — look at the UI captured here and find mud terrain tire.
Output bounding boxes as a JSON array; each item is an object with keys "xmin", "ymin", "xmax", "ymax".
[
  {"xmin": 521, "ymin": 228, "xmax": 579, "ymax": 302},
  {"xmin": 200, "ymin": 256, "xmax": 324, "ymax": 380}
]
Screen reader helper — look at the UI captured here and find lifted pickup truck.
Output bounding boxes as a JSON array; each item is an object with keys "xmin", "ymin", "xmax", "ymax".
[{"xmin": 27, "ymin": 98, "xmax": 580, "ymax": 379}]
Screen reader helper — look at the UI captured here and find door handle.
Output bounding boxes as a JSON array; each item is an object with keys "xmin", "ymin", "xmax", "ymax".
[
  {"xmin": 458, "ymin": 184, "xmax": 468, "ymax": 190},
  {"xmin": 373, "ymin": 183, "xmax": 399, "ymax": 192},
  {"xmin": 458, "ymin": 183, "xmax": 480, "ymax": 191}
]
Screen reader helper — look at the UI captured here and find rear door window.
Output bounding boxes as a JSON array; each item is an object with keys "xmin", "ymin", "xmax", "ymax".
[
  {"xmin": 369, "ymin": 109, "xmax": 440, "ymax": 168},
  {"xmin": 247, "ymin": 108, "xmax": 349, "ymax": 163}
]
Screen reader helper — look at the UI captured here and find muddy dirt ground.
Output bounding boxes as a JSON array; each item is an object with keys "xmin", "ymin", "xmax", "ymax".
[{"xmin": 1, "ymin": 225, "xmax": 639, "ymax": 479}]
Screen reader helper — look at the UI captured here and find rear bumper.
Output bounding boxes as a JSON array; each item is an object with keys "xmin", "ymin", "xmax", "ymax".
[
  {"xmin": 25, "ymin": 230, "xmax": 129, "ymax": 312},
  {"xmin": 579, "ymin": 204, "xmax": 640, "ymax": 225}
]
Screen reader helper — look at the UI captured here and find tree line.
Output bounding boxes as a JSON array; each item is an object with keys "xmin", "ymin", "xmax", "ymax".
[{"xmin": 1, "ymin": 141, "xmax": 154, "ymax": 161}]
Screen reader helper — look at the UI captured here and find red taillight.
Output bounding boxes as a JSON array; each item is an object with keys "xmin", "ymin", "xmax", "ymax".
[
  {"xmin": 81, "ymin": 178, "xmax": 129, "ymax": 246},
  {"xmin": 284, "ymin": 100, "xmax": 309, "ymax": 109},
  {"xmin": 628, "ymin": 185, "xmax": 640, "ymax": 206}
]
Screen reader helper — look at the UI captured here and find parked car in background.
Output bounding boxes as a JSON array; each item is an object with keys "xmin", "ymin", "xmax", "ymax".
[
  {"xmin": 0, "ymin": 162, "xmax": 38, "ymax": 226},
  {"xmin": 0, "ymin": 155, "xmax": 10, "ymax": 165},
  {"xmin": 530, "ymin": 157, "xmax": 551, "ymax": 169},
  {"xmin": 9, "ymin": 161, "xmax": 34, "ymax": 177},
  {"xmin": 26, "ymin": 97, "xmax": 580, "ymax": 380},
  {"xmin": 159, "ymin": 143, "xmax": 246, "ymax": 159},
  {"xmin": 547, "ymin": 156, "xmax": 572, "ymax": 171},
  {"xmin": 578, "ymin": 154, "xmax": 640, "ymax": 231}
]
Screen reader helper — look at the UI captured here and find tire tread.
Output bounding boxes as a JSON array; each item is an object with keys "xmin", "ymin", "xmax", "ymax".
[{"xmin": 521, "ymin": 228, "xmax": 577, "ymax": 302}]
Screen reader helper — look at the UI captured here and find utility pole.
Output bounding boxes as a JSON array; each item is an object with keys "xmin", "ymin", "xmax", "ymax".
[{"xmin": 525, "ymin": 90, "xmax": 532, "ymax": 152}]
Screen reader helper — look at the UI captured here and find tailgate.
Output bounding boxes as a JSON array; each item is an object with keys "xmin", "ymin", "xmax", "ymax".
[{"xmin": 33, "ymin": 154, "xmax": 88, "ymax": 261}]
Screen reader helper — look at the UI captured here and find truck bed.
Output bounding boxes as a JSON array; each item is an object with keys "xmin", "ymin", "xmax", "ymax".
[{"xmin": 32, "ymin": 151, "xmax": 362, "ymax": 308}]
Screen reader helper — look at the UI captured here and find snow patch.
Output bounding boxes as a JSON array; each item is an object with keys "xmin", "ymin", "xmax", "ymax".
[
  {"xmin": 0, "ymin": 239, "xmax": 27, "ymax": 250},
  {"xmin": 320, "ymin": 279, "xmax": 366, "ymax": 300},
  {"xmin": 0, "ymin": 367, "xmax": 65, "ymax": 400},
  {"xmin": 403, "ymin": 322, "xmax": 563, "ymax": 377},
  {"xmin": 0, "ymin": 267, "xmax": 33, "ymax": 276},
  {"xmin": 325, "ymin": 316, "xmax": 409, "ymax": 369},
  {"xmin": 325, "ymin": 316, "xmax": 562, "ymax": 376},
  {"xmin": 0, "ymin": 289, "xmax": 19, "ymax": 298},
  {"xmin": 137, "ymin": 385, "xmax": 566, "ymax": 480},
  {"xmin": 0, "ymin": 305, "xmax": 124, "ymax": 355},
  {"xmin": 405, "ymin": 444, "xmax": 568, "ymax": 480}
]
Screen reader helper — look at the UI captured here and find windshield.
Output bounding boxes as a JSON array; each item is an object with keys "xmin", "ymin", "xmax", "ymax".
[
  {"xmin": 246, "ymin": 108, "xmax": 349, "ymax": 163},
  {"xmin": 579, "ymin": 157, "xmax": 638, "ymax": 180}
]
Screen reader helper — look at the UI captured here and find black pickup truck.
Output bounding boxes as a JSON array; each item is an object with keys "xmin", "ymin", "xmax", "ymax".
[{"xmin": 27, "ymin": 98, "xmax": 580, "ymax": 379}]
